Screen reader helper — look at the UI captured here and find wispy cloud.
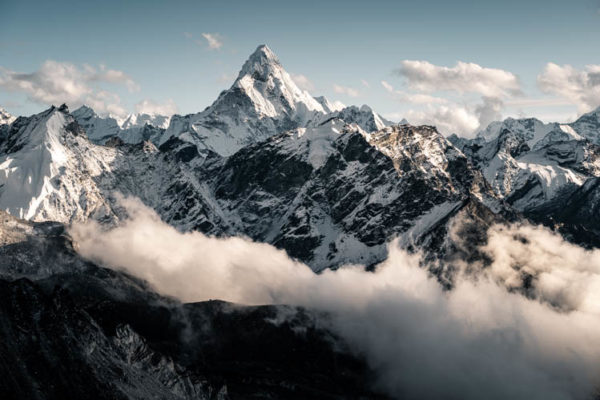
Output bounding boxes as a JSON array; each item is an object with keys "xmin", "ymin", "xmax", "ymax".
[
  {"xmin": 201, "ymin": 33, "xmax": 223, "ymax": 50},
  {"xmin": 333, "ymin": 84, "xmax": 359, "ymax": 98},
  {"xmin": 87, "ymin": 64, "xmax": 140, "ymax": 92},
  {"xmin": 381, "ymin": 80, "xmax": 447, "ymax": 104},
  {"xmin": 381, "ymin": 80, "xmax": 394, "ymax": 93},
  {"xmin": 291, "ymin": 73, "xmax": 315, "ymax": 91},
  {"xmin": 184, "ymin": 32, "xmax": 224, "ymax": 50},
  {"xmin": 218, "ymin": 72, "xmax": 236, "ymax": 84},
  {"xmin": 134, "ymin": 99, "xmax": 177, "ymax": 115}
]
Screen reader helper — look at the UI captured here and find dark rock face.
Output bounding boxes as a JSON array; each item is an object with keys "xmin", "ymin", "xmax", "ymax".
[
  {"xmin": 528, "ymin": 177, "xmax": 600, "ymax": 248},
  {"xmin": 569, "ymin": 107, "xmax": 600, "ymax": 145},
  {"xmin": 451, "ymin": 116, "xmax": 600, "ymax": 242},
  {"xmin": 0, "ymin": 278, "xmax": 385, "ymax": 400},
  {"xmin": 0, "ymin": 213, "xmax": 388, "ymax": 400},
  {"xmin": 0, "ymin": 102, "xmax": 516, "ymax": 272},
  {"xmin": 147, "ymin": 123, "xmax": 508, "ymax": 270}
]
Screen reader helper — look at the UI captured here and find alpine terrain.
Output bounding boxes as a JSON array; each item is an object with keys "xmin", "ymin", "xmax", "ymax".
[{"xmin": 1, "ymin": 43, "xmax": 600, "ymax": 399}]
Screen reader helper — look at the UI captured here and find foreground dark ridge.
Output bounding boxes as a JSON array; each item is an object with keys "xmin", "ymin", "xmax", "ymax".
[{"xmin": 0, "ymin": 212, "xmax": 387, "ymax": 400}]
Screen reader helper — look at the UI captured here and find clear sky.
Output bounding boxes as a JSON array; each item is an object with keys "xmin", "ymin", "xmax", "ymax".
[{"xmin": 1, "ymin": 0, "xmax": 600, "ymax": 136}]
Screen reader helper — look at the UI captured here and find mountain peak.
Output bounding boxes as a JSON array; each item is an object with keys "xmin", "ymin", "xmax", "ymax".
[
  {"xmin": 0, "ymin": 106, "xmax": 16, "ymax": 125},
  {"xmin": 73, "ymin": 104, "xmax": 95, "ymax": 115},
  {"xmin": 253, "ymin": 44, "xmax": 278, "ymax": 60},
  {"xmin": 237, "ymin": 44, "xmax": 282, "ymax": 80},
  {"xmin": 225, "ymin": 44, "xmax": 325, "ymax": 119}
]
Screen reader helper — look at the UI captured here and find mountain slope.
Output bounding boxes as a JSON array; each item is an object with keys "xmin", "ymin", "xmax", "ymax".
[
  {"xmin": 568, "ymin": 107, "xmax": 600, "ymax": 144},
  {"xmin": 0, "ymin": 211, "xmax": 385, "ymax": 400},
  {"xmin": 169, "ymin": 121, "xmax": 508, "ymax": 273},
  {"xmin": 0, "ymin": 105, "xmax": 117, "ymax": 222},
  {"xmin": 71, "ymin": 45, "xmax": 391, "ymax": 158},
  {"xmin": 72, "ymin": 105, "xmax": 167, "ymax": 145},
  {"xmin": 158, "ymin": 45, "xmax": 331, "ymax": 156},
  {"xmin": 0, "ymin": 104, "xmax": 510, "ymax": 274},
  {"xmin": 450, "ymin": 116, "xmax": 600, "ymax": 212}
]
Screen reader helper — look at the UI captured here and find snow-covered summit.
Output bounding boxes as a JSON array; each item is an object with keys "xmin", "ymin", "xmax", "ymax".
[
  {"xmin": 67, "ymin": 45, "xmax": 388, "ymax": 157},
  {"xmin": 313, "ymin": 96, "xmax": 345, "ymax": 113},
  {"xmin": 72, "ymin": 105, "xmax": 168, "ymax": 145},
  {"xmin": 237, "ymin": 44, "xmax": 280, "ymax": 77},
  {"xmin": 568, "ymin": 107, "xmax": 600, "ymax": 145},
  {"xmin": 121, "ymin": 113, "xmax": 171, "ymax": 130},
  {"xmin": 0, "ymin": 107, "xmax": 16, "ymax": 126},
  {"xmin": 157, "ymin": 45, "xmax": 341, "ymax": 156},
  {"xmin": 0, "ymin": 105, "xmax": 116, "ymax": 221},
  {"xmin": 453, "ymin": 114, "xmax": 600, "ymax": 212},
  {"xmin": 477, "ymin": 117, "xmax": 560, "ymax": 149},
  {"xmin": 229, "ymin": 44, "xmax": 327, "ymax": 118},
  {"xmin": 315, "ymin": 105, "xmax": 391, "ymax": 133},
  {"xmin": 72, "ymin": 105, "xmax": 122, "ymax": 143}
]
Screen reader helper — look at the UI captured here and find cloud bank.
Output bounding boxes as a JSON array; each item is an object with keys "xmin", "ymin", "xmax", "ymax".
[
  {"xmin": 397, "ymin": 60, "xmax": 521, "ymax": 98},
  {"xmin": 0, "ymin": 61, "xmax": 139, "ymax": 117},
  {"xmin": 70, "ymin": 196, "xmax": 600, "ymax": 400},
  {"xmin": 388, "ymin": 60, "xmax": 522, "ymax": 137}
]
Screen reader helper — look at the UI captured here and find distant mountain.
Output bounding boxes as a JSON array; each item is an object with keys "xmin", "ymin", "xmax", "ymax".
[
  {"xmin": 0, "ymin": 103, "xmax": 505, "ymax": 275},
  {"xmin": 4, "ymin": 43, "xmax": 600, "ymax": 400},
  {"xmin": 72, "ymin": 105, "xmax": 167, "ymax": 145},
  {"xmin": 72, "ymin": 45, "xmax": 391, "ymax": 157},
  {"xmin": 3, "ymin": 43, "xmax": 600, "ymax": 272},
  {"xmin": 316, "ymin": 104, "xmax": 392, "ymax": 133},
  {"xmin": 450, "ymin": 114, "xmax": 600, "ymax": 248},
  {"xmin": 0, "ymin": 107, "xmax": 16, "ymax": 126},
  {"xmin": 313, "ymin": 95, "xmax": 345, "ymax": 113},
  {"xmin": 450, "ymin": 116, "xmax": 600, "ymax": 210},
  {"xmin": 568, "ymin": 106, "xmax": 600, "ymax": 144},
  {"xmin": 157, "ymin": 44, "xmax": 331, "ymax": 156}
]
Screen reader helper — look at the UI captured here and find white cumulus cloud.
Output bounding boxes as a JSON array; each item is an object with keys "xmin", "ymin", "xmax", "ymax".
[
  {"xmin": 404, "ymin": 104, "xmax": 480, "ymax": 136},
  {"xmin": 386, "ymin": 60, "xmax": 523, "ymax": 136},
  {"xmin": 0, "ymin": 60, "xmax": 139, "ymax": 117},
  {"xmin": 537, "ymin": 62, "xmax": 600, "ymax": 113},
  {"xmin": 397, "ymin": 60, "xmax": 522, "ymax": 98}
]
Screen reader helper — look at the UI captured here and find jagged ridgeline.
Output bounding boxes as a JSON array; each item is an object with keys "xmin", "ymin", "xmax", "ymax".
[{"xmin": 1, "ymin": 45, "xmax": 600, "ymax": 274}]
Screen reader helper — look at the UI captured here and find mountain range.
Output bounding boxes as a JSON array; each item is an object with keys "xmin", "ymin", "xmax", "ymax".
[
  {"xmin": 2, "ymin": 44, "xmax": 600, "ymax": 398},
  {"xmin": 3, "ymin": 45, "xmax": 599, "ymax": 269}
]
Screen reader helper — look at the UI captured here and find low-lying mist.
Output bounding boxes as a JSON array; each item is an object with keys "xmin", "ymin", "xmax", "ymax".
[{"xmin": 70, "ymin": 196, "xmax": 600, "ymax": 400}]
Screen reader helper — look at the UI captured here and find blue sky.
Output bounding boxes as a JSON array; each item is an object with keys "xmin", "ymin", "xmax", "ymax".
[{"xmin": 1, "ymin": 0, "xmax": 600, "ymax": 135}]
